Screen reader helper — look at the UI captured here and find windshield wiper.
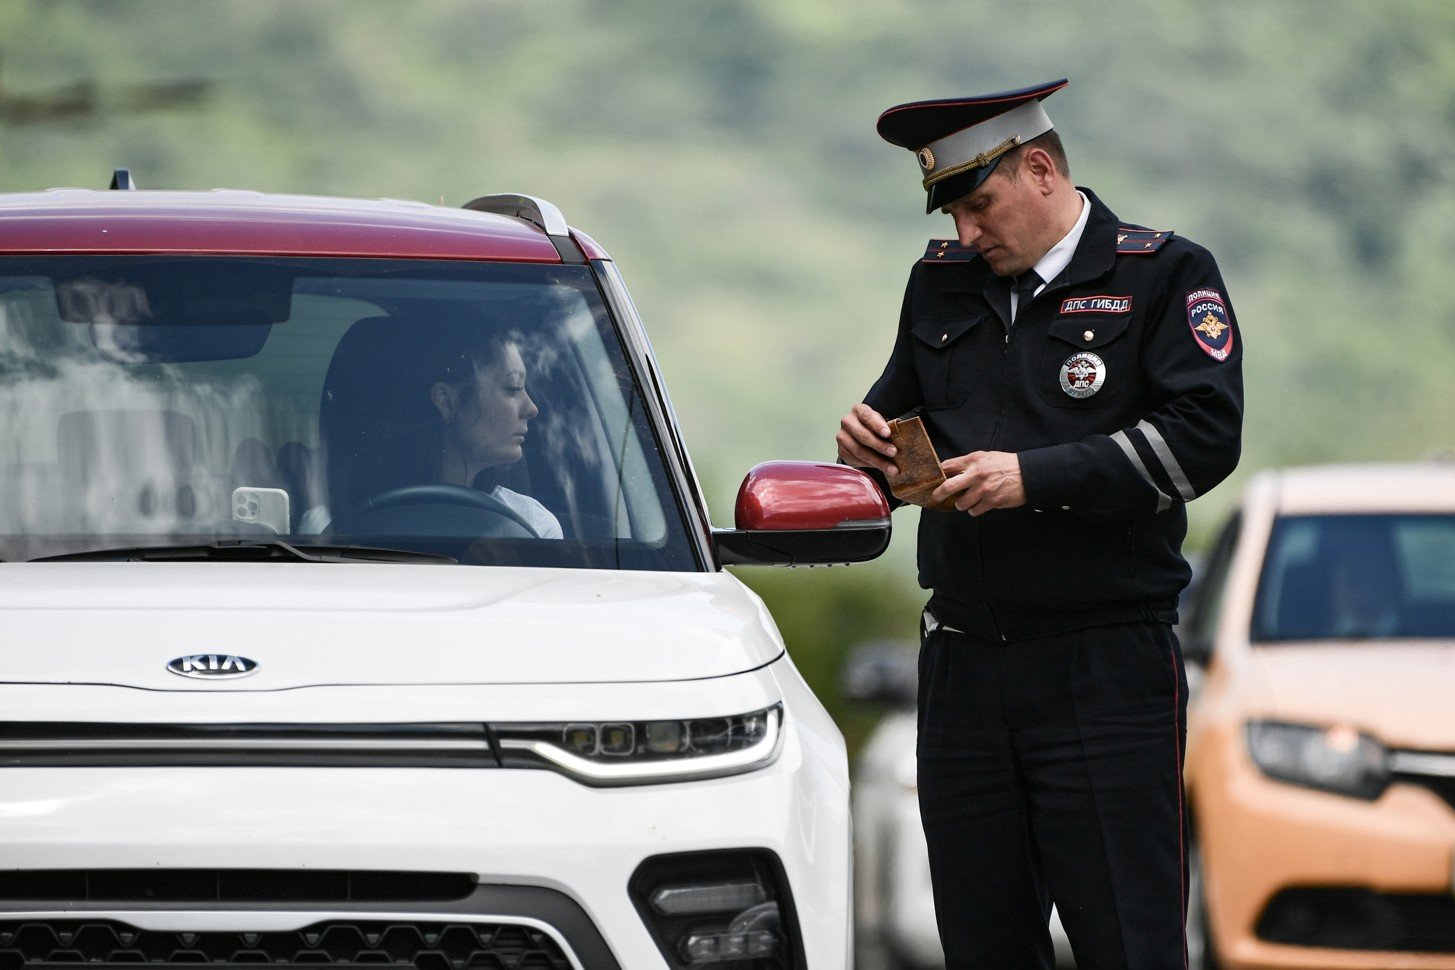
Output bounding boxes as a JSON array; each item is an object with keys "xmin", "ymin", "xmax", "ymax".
[{"xmin": 31, "ymin": 540, "xmax": 457, "ymax": 565}]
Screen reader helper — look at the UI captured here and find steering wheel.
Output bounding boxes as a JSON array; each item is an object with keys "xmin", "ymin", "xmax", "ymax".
[{"xmin": 332, "ymin": 483, "xmax": 541, "ymax": 538}]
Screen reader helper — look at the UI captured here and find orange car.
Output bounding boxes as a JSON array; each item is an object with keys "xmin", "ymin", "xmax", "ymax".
[{"xmin": 1181, "ymin": 462, "xmax": 1455, "ymax": 970}]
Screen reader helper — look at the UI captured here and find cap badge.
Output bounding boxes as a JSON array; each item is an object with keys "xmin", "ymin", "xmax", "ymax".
[
  {"xmin": 1059, "ymin": 352, "xmax": 1106, "ymax": 399},
  {"xmin": 1185, "ymin": 287, "xmax": 1234, "ymax": 362},
  {"xmin": 917, "ymin": 147, "xmax": 936, "ymax": 172}
]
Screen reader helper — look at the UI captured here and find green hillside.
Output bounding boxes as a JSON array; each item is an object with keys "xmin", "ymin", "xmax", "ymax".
[{"xmin": 3, "ymin": 0, "xmax": 1452, "ymax": 747}]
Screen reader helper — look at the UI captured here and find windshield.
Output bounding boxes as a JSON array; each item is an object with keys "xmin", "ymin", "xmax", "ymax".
[
  {"xmin": 1252, "ymin": 513, "xmax": 1455, "ymax": 641},
  {"xmin": 0, "ymin": 255, "xmax": 698, "ymax": 569}
]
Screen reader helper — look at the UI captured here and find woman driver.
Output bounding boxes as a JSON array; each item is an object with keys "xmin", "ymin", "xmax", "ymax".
[
  {"xmin": 302, "ymin": 312, "xmax": 562, "ymax": 539},
  {"xmin": 426, "ymin": 320, "xmax": 562, "ymax": 539}
]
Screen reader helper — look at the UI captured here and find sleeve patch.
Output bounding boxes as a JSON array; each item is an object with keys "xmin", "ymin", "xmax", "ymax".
[
  {"xmin": 1186, "ymin": 287, "xmax": 1234, "ymax": 361},
  {"xmin": 922, "ymin": 239, "xmax": 980, "ymax": 263}
]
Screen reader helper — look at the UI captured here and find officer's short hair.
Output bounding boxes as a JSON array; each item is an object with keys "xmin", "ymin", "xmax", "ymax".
[{"xmin": 997, "ymin": 130, "xmax": 1071, "ymax": 181}]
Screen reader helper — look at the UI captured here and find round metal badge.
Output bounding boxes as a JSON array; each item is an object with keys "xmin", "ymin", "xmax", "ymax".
[
  {"xmin": 1059, "ymin": 352, "xmax": 1106, "ymax": 399},
  {"xmin": 917, "ymin": 147, "xmax": 936, "ymax": 172}
]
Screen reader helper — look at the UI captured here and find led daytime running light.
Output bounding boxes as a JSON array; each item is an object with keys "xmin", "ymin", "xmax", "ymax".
[
  {"xmin": 496, "ymin": 705, "xmax": 783, "ymax": 786},
  {"xmin": 650, "ymin": 881, "xmax": 767, "ymax": 916}
]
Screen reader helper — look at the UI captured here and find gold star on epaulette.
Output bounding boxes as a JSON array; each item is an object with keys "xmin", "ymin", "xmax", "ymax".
[
  {"xmin": 1115, "ymin": 227, "xmax": 1174, "ymax": 255},
  {"xmin": 922, "ymin": 239, "xmax": 980, "ymax": 263}
]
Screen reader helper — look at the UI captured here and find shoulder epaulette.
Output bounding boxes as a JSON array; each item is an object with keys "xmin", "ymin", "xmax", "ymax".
[
  {"xmin": 922, "ymin": 239, "xmax": 980, "ymax": 263},
  {"xmin": 1116, "ymin": 227, "xmax": 1174, "ymax": 255}
]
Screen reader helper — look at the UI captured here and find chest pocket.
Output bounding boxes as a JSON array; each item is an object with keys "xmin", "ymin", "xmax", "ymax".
[
  {"xmin": 911, "ymin": 315, "xmax": 987, "ymax": 409},
  {"xmin": 1038, "ymin": 313, "xmax": 1133, "ymax": 408}
]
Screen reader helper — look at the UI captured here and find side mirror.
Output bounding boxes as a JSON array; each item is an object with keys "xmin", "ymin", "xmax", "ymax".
[
  {"xmin": 1180, "ymin": 632, "xmax": 1213, "ymax": 668},
  {"xmin": 713, "ymin": 461, "xmax": 891, "ymax": 566}
]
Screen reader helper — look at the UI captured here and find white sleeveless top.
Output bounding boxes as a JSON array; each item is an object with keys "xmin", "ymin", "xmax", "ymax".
[
  {"xmin": 299, "ymin": 485, "xmax": 562, "ymax": 539},
  {"xmin": 491, "ymin": 486, "xmax": 563, "ymax": 539}
]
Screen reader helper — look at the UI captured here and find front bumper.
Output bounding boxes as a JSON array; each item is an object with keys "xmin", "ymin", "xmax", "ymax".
[
  {"xmin": 0, "ymin": 667, "xmax": 850, "ymax": 970},
  {"xmin": 0, "ymin": 890, "xmax": 602, "ymax": 969},
  {"xmin": 1198, "ymin": 741, "xmax": 1455, "ymax": 969}
]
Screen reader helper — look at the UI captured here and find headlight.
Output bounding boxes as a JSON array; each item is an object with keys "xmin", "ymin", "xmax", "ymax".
[
  {"xmin": 494, "ymin": 704, "xmax": 783, "ymax": 786},
  {"xmin": 1245, "ymin": 721, "xmax": 1389, "ymax": 799}
]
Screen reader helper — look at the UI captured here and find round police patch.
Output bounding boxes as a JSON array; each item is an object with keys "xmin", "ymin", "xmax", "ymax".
[{"xmin": 1059, "ymin": 352, "xmax": 1106, "ymax": 399}]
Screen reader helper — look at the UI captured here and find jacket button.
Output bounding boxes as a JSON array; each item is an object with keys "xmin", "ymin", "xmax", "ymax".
[
  {"xmin": 941, "ymin": 333, "xmax": 949, "ymax": 342},
  {"xmin": 1083, "ymin": 330, "xmax": 1094, "ymax": 342}
]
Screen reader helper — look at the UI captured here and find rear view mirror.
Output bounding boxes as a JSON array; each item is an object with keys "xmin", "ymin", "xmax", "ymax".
[
  {"xmin": 54, "ymin": 257, "xmax": 293, "ymax": 362},
  {"xmin": 714, "ymin": 461, "xmax": 891, "ymax": 566},
  {"xmin": 86, "ymin": 321, "xmax": 272, "ymax": 363}
]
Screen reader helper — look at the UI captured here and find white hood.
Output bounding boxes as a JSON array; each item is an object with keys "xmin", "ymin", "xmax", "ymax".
[{"xmin": 0, "ymin": 563, "xmax": 784, "ymax": 689}]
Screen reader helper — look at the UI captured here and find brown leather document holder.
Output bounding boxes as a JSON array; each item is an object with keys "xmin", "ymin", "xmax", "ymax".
[{"xmin": 885, "ymin": 415, "xmax": 957, "ymax": 513}]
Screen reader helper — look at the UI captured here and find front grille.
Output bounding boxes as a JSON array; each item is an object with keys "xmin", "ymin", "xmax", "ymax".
[
  {"xmin": 1255, "ymin": 887, "xmax": 1455, "ymax": 952},
  {"xmin": 0, "ymin": 919, "xmax": 571, "ymax": 969},
  {"xmin": 0, "ymin": 871, "xmax": 476, "ymax": 905},
  {"xmin": 0, "ymin": 878, "xmax": 618, "ymax": 970}
]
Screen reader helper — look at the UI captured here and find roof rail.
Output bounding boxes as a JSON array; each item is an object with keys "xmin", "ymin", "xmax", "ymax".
[
  {"xmin": 109, "ymin": 168, "xmax": 137, "ymax": 190},
  {"xmin": 462, "ymin": 193, "xmax": 569, "ymax": 238}
]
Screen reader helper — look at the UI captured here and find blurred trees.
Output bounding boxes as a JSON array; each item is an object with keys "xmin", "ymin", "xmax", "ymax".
[{"xmin": 1, "ymin": 0, "xmax": 1452, "ymax": 747}]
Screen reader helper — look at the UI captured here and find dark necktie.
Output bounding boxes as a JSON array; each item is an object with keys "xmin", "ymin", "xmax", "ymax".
[{"xmin": 1012, "ymin": 270, "xmax": 1042, "ymax": 324}]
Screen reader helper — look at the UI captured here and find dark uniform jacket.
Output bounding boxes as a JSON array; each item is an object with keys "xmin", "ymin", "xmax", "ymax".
[{"xmin": 864, "ymin": 188, "xmax": 1243, "ymax": 641}]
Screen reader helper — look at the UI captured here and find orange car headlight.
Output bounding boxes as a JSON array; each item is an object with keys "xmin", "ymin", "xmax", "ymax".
[{"xmin": 1245, "ymin": 721, "xmax": 1390, "ymax": 800}]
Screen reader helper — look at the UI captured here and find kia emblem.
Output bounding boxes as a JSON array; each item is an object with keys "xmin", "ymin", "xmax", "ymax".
[{"xmin": 166, "ymin": 654, "xmax": 258, "ymax": 679}]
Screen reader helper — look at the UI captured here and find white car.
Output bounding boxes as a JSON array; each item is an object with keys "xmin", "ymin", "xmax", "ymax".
[
  {"xmin": 0, "ymin": 176, "xmax": 894, "ymax": 970},
  {"xmin": 846, "ymin": 643, "xmax": 1076, "ymax": 969}
]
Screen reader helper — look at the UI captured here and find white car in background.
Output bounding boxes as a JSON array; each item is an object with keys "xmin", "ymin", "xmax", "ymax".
[{"xmin": 0, "ymin": 176, "xmax": 895, "ymax": 970}]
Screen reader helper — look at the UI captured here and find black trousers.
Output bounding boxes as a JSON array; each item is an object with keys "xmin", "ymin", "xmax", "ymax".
[{"xmin": 917, "ymin": 620, "xmax": 1189, "ymax": 970}]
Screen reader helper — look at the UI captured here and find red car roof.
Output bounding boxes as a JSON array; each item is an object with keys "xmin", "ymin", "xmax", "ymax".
[{"xmin": 0, "ymin": 189, "xmax": 572, "ymax": 262}]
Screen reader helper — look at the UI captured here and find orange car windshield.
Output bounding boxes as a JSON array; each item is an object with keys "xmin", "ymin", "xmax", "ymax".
[{"xmin": 1251, "ymin": 514, "xmax": 1455, "ymax": 641}]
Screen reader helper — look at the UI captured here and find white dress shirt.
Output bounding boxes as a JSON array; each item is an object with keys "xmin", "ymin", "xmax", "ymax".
[{"xmin": 1011, "ymin": 190, "xmax": 1091, "ymax": 320}]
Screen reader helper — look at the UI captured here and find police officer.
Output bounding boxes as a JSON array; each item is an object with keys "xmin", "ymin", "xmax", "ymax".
[{"xmin": 836, "ymin": 80, "xmax": 1242, "ymax": 969}]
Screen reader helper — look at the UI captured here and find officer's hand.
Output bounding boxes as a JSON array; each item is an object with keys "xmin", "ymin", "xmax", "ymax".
[
  {"xmin": 836, "ymin": 403, "xmax": 898, "ymax": 477},
  {"xmin": 933, "ymin": 451, "xmax": 1027, "ymax": 515}
]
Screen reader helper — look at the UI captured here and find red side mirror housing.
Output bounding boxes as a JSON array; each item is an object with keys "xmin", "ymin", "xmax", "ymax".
[
  {"xmin": 715, "ymin": 461, "xmax": 891, "ymax": 566},
  {"xmin": 734, "ymin": 461, "xmax": 891, "ymax": 530}
]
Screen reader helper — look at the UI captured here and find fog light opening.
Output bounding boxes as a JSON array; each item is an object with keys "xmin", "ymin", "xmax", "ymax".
[
  {"xmin": 631, "ymin": 850, "xmax": 802, "ymax": 970},
  {"xmin": 1256, "ymin": 887, "xmax": 1410, "ymax": 950}
]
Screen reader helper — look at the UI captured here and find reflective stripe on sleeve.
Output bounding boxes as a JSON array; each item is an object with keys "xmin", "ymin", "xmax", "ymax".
[
  {"xmin": 1110, "ymin": 429, "xmax": 1173, "ymax": 513},
  {"xmin": 1136, "ymin": 419, "xmax": 1197, "ymax": 502}
]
